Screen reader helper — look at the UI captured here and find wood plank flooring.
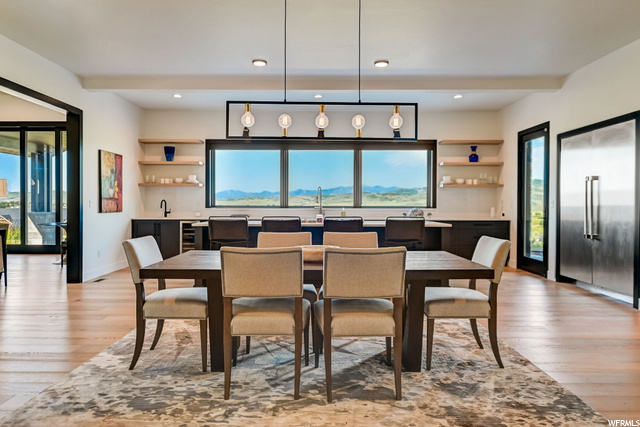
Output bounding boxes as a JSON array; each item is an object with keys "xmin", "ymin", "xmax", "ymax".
[{"xmin": 1, "ymin": 254, "xmax": 639, "ymax": 422}]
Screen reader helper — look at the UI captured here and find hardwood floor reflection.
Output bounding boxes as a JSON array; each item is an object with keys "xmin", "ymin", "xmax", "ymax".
[{"xmin": 1, "ymin": 254, "xmax": 639, "ymax": 421}]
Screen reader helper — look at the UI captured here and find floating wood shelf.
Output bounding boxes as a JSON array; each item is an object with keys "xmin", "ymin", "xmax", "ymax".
[
  {"xmin": 138, "ymin": 183, "xmax": 203, "ymax": 187},
  {"xmin": 438, "ymin": 161, "xmax": 504, "ymax": 166},
  {"xmin": 438, "ymin": 140, "xmax": 504, "ymax": 145},
  {"xmin": 439, "ymin": 184, "xmax": 504, "ymax": 188},
  {"xmin": 138, "ymin": 161, "xmax": 204, "ymax": 166},
  {"xmin": 138, "ymin": 139, "xmax": 203, "ymax": 144}
]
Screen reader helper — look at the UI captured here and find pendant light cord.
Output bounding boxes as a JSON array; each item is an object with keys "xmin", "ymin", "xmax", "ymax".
[
  {"xmin": 284, "ymin": 0, "xmax": 287, "ymax": 102},
  {"xmin": 358, "ymin": 0, "xmax": 361, "ymax": 103}
]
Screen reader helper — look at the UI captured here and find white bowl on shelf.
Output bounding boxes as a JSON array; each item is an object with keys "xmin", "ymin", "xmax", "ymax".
[
  {"xmin": 456, "ymin": 178, "xmax": 465, "ymax": 184},
  {"xmin": 175, "ymin": 178, "xmax": 184, "ymax": 183}
]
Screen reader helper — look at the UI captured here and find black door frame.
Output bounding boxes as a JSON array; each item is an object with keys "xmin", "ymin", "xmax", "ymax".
[
  {"xmin": 517, "ymin": 122, "xmax": 550, "ymax": 277},
  {"xmin": 0, "ymin": 77, "xmax": 83, "ymax": 283}
]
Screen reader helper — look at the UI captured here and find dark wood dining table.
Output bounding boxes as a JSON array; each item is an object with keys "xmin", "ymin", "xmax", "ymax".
[{"xmin": 139, "ymin": 250, "xmax": 494, "ymax": 373}]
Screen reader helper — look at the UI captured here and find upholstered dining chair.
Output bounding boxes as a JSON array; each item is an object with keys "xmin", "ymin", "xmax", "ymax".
[
  {"xmin": 322, "ymin": 216, "xmax": 364, "ymax": 232},
  {"xmin": 423, "ymin": 235, "xmax": 511, "ymax": 370},
  {"xmin": 251, "ymin": 231, "xmax": 316, "ymax": 355},
  {"xmin": 122, "ymin": 236, "xmax": 208, "ymax": 371},
  {"xmin": 323, "ymin": 231, "xmax": 378, "ymax": 248},
  {"xmin": 315, "ymin": 247, "xmax": 407, "ymax": 402},
  {"xmin": 0, "ymin": 236, "xmax": 5, "ymax": 287},
  {"xmin": 208, "ymin": 216, "xmax": 250, "ymax": 250},
  {"xmin": 383, "ymin": 216, "xmax": 425, "ymax": 250},
  {"xmin": 261, "ymin": 216, "xmax": 302, "ymax": 232},
  {"xmin": 220, "ymin": 247, "xmax": 309, "ymax": 400}
]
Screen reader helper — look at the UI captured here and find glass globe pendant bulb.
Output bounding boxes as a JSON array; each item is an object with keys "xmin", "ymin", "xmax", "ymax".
[
  {"xmin": 315, "ymin": 105, "xmax": 329, "ymax": 129},
  {"xmin": 389, "ymin": 105, "xmax": 403, "ymax": 129},
  {"xmin": 352, "ymin": 114, "xmax": 365, "ymax": 138},
  {"xmin": 278, "ymin": 113, "xmax": 292, "ymax": 137},
  {"xmin": 241, "ymin": 103, "xmax": 255, "ymax": 128}
]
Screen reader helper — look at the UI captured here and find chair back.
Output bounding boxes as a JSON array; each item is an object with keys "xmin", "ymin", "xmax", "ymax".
[
  {"xmin": 257, "ymin": 232, "xmax": 311, "ymax": 248},
  {"xmin": 471, "ymin": 236, "xmax": 511, "ymax": 285},
  {"xmin": 221, "ymin": 247, "xmax": 303, "ymax": 298},
  {"xmin": 323, "ymin": 232, "xmax": 378, "ymax": 248},
  {"xmin": 208, "ymin": 216, "xmax": 249, "ymax": 242},
  {"xmin": 122, "ymin": 236, "xmax": 163, "ymax": 284},
  {"xmin": 323, "ymin": 216, "xmax": 364, "ymax": 232},
  {"xmin": 0, "ymin": 237, "xmax": 4, "ymax": 272},
  {"xmin": 384, "ymin": 216, "xmax": 425, "ymax": 242},
  {"xmin": 323, "ymin": 247, "xmax": 406, "ymax": 299},
  {"xmin": 261, "ymin": 216, "xmax": 302, "ymax": 232}
]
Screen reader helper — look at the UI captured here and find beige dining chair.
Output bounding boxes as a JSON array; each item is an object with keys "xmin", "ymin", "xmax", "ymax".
[
  {"xmin": 315, "ymin": 247, "xmax": 407, "ymax": 402},
  {"xmin": 323, "ymin": 231, "xmax": 379, "ymax": 248},
  {"xmin": 423, "ymin": 235, "xmax": 511, "ymax": 370},
  {"xmin": 249, "ymin": 231, "xmax": 316, "ymax": 356},
  {"xmin": 122, "ymin": 236, "xmax": 208, "ymax": 371},
  {"xmin": 0, "ymin": 237, "xmax": 5, "ymax": 288},
  {"xmin": 220, "ymin": 247, "xmax": 309, "ymax": 400}
]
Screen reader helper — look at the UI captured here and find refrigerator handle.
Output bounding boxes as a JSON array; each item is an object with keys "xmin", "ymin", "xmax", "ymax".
[
  {"xmin": 584, "ymin": 176, "xmax": 591, "ymax": 239},
  {"xmin": 590, "ymin": 176, "xmax": 599, "ymax": 240}
]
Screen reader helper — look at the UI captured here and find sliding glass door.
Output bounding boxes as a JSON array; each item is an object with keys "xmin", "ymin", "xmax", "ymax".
[{"xmin": 0, "ymin": 124, "xmax": 66, "ymax": 253}]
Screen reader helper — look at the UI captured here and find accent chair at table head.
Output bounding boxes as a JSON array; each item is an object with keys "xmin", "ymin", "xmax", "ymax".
[
  {"xmin": 122, "ymin": 236, "xmax": 208, "ymax": 371},
  {"xmin": 423, "ymin": 235, "xmax": 511, "ymax": 370},
  {"xmin": 220, "ymin": 247, "xmax": 309, "ymax": 400},
  {"xmin": 322, "ymin": 216, "xmax": 364, "ymax": 232},
  {"xmin": 314, "ymin": 246, "xmax": 407, "ymax": 402},
  {"xmin": 261, "ymin": 216, "xmax": 302, "ymax": 232},
  {"xmin": 323, "ymin": 231, "xmax": 378, "ymax": 248},
  {"xmin": 208, "ymin": 216, "xmax": 250, "ymax": 250},
  {"xmin": 383, "ymin": 216, "xmax": 425, "ymax": 250}
]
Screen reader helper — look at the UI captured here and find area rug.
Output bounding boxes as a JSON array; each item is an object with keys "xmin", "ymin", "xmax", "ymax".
[{"xmin": 1, "ymin": 320, "xmax": 607, "ymax": 427}]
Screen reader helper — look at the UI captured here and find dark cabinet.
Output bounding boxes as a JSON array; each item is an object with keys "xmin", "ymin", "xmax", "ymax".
[
  {"xmin": 443, "ymin": 220, "xmax": 510, "ymax": 260},
  {"xmin": 131, "ymin": 220, "xmax": 180, "ymax": 259}
]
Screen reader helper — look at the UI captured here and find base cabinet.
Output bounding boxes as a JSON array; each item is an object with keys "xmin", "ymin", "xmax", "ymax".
[
  {"xmin": 443, "ymin": 220, "xmax": 510, "ymax": 260},
  {"xmin": 131, "ymin": 220, "xmax": 180, "ymax": 259}
]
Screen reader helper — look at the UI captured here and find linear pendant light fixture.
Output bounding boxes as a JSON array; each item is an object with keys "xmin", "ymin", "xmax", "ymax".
[{"xmin": 225, "ymin": 0, "xmax": 418, "ymax": 141}]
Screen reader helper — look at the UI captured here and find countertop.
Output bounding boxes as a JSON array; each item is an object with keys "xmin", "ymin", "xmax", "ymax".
[{"xmin": 189, "ymin": 219, "xmax": 453, "ymax": 228}]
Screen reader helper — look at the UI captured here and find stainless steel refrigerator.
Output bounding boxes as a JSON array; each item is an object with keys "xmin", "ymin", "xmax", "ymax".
[{"xmin": 558, "ymin": 114, "xmax": 639, "ymax": 308}]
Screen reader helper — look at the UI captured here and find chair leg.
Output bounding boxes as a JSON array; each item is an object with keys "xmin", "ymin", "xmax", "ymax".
[
  {"xmin": 324, "ymin": 329, "xmax": 332, "ymax": 403},
  {"xmin": 294, "ymin": 298, "xmax": 302, "ymax": 400},
  {"xmin": 224, "ymin": 300, "xmax": 232, "ymax": 400},
  {"xmin": 315, "ymin": 328, "xmax": 323, "ymax": 368},
  {"xmin": 200, "ymin": 319, "xmax": 208, "ymax": 372},
  {"xmin": 425, "ymin": 318, "xmax": 435, "ymax": 371},
  {"xmin": 304, "ymin": 320, "xmax": 310, "ymax": 367},
  {"xmin": 129, "ymin": 317, "xmax": 146, "ymax": 370},
  {"xmin": 470, "ymin": 319, "xmax": 484, "ymax": 349},
  {"xmin": 150, "ymin": 319, "xmax": 164, "ymax": 350},
  {"xmin": 245, "ymin": 336, "xmax": 251, "ymax": 354},
  {"xmin": 488, "ymin": 316, "xmax": 504, "ymax": 368},
  {"xmin": 232, "ymin": 336, "xmax": 239, "ymax": 366},
  {"xmin": 385, "ymin": 337, "xmax": 392, "ymax": 366}
]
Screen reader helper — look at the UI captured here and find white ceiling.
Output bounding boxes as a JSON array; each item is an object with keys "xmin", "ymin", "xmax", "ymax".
[{"xmin": 2, "ymin": 0, "xmax": 640, "ymax": 111}]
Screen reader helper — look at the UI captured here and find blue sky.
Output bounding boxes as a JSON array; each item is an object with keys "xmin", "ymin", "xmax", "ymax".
[
  {"xmin": 0, "ymin": 154, "xmax": 20, "ymax": 192},
  {"xmin": 215, "ymin": 149, "xmax": 428, "ymax": 193}
]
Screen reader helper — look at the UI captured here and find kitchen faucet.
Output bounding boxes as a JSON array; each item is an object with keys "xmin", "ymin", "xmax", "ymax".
[
  {"xmin": 160, "ymin": 199, "xmax": 171, "ymax": 217},
  {"xmin": 315, "ymin": 186, "xmax": 324, "ymax": 215}
]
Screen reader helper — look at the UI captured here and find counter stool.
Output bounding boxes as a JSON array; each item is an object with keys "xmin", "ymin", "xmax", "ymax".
[
  {"xmin": 208, "ymin": 216, "xmax": 250, "ymax": 250},
  {"xmin": 261, "ymin": 216, "xmax": 302, "ymax": 232},
  {"xmin": 323, "ymin": 216, "xmax": 363, "ymax": 232},
  {"xmin": 383, "ymin": 216, "xmax": 425, "ymax": 250}
]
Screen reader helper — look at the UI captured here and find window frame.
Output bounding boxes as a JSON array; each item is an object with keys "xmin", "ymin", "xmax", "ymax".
[{"xmin": 205, "ymin": 139, "xmax": 437, "ymax": 209}]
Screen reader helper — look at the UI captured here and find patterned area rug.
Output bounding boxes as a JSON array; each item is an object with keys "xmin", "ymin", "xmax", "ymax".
[{"xmin": 1, "ymin": 320, "xmax": 607, "ymax": 426}]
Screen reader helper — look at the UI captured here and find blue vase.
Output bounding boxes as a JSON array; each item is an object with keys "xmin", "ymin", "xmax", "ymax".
[
  {"xmin": 164, "ymin": 146, "xmax": 175, "ymax": 162},
  {"xmin": 469, "ymin": 145, "xmax": 479, "ymax": 162}
]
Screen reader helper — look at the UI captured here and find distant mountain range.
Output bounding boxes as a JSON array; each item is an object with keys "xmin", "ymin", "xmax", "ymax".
[{"xmin": 216, "ymin": 185, "xmax": 410, "ymax": 199}]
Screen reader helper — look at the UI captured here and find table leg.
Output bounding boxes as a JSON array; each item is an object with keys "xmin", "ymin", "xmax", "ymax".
[
  {"xmin": 206, "ymin": 277, "xmax": 225, "ymax": 372},
  {"xmin": 402, "ymin": 279, "xmax": 440, "ymax": 372}
]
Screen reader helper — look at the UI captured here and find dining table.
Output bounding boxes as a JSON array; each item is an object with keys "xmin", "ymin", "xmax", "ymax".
[{"xmin": 139, "ymin": 249, "xmax": 494, "ymax": 373}]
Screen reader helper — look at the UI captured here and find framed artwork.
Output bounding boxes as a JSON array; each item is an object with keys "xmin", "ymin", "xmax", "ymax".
[{"xmin": 99, "ymin": 150, "xmax": 123, "ymax": 213}]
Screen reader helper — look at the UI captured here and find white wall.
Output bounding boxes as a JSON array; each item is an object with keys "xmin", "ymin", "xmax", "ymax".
[
  {"xmin": 0, "ymin": 34, "xmax": 143, "ymax": 281},
  {"xmin": 501, "ymin": 38, "xmax": 640, "ymax": 275},
  {"xmin": 139, "ymin": 109, "xmax": 504, "ymax": 220},
  {"xmin": 0, "ymin": 93, "xmax": 66, "ymax": 121}
]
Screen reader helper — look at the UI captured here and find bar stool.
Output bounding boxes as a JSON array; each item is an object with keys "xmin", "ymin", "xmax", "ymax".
[
  {"xmin": 208, "ymin": 216, "xmax": 250, "ymax": 250},
  {"xmin": 261, "ymin": 216, "xmax": 302, "ymax": 232},
  {"xmin": 383, "ymin": 216, "xmax": 425, "ymax": 250},
  {"xmin": 323, "ymin": 216, "xmax": 364, "ymax": 232}
]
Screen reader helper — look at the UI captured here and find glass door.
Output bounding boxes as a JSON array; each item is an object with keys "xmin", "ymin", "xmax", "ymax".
[
  {"xmin": 0, "ymin": 124, "xmax": 65, "ymax": 253},
  {"xmin": 517, "ymin": 123, "xmax": 549, "ymax": 277}
]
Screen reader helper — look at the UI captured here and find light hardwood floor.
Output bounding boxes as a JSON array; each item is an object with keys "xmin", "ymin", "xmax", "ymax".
[{"xmin": 1, "ymin": 254, "xmax": 639, "ymax": 422}]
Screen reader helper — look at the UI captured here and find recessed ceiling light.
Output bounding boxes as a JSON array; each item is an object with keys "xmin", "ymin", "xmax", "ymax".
[
  {"xmin": 252, "ymin": 59, "xmax": 268, "ymax": 67},
  {"xmin": 314, "ymin": 94, "xmax": 323, "ymax": 99},
  {"xmin": 173, "ymin": 94, "xmax": 182, "ymax": 98},
  {"xmin": 453, "ymin": 94, "xmax": 463, "ymax": 99},
  {"xmin": 374, "ymin": 60, "xmax": 389, "ymax": 68}
]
